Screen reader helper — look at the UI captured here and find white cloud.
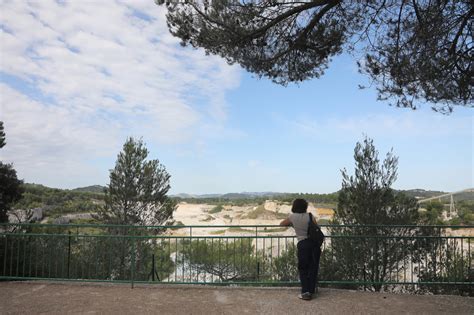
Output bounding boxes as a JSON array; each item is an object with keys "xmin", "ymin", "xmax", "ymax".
[
  {"xmin": 0, "ymin": 0, "xmax": 240, "ymax": 187},
  {"xmin": 276, "ymin": 111, "xmax": 473, "ymax": 142}
]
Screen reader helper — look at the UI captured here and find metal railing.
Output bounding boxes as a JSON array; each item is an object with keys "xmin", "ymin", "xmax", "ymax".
[{"xmin": 1, "ymin": 223, "xmax": 472, "ymax": 293}]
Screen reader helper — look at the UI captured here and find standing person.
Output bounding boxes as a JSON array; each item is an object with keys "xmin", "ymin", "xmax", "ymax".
[{"xmin": 280, "ymin": 198, "xmax": 321, "ymax": 300}]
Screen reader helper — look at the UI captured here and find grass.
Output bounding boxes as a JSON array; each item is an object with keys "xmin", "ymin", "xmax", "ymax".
[
  {"xmin": 227, "ymin": 227, "xmax": 254, "ymax": 233},
  {"xmin": 244, "ymin": 205, "xmax": 288, "ymax": 220},
  {"xmin": 210, "ymin": 230, "xmax": 226, "ymax": 235},
  {"xmin": 262, "ymin": 227, "xmax": 289, "ymax": 233},
  {"xmin": 64, "ymin": 218, "xmax": 104, "ymax": 235}
]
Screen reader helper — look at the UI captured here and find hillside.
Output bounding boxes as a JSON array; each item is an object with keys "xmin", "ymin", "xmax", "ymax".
[
  {"xmin": 13, "ymin": 183, "xmax": 105, "ymax": 218},
  {"xmin": 400, "ymin": 189, "xmax": 446, "ymax": 198},
  {"xmin": 72, "ymin": 185, "xmax": 106, "ymax": 194},
  {"xmin": 9, "ymin": 184, "xmax": 473, "ymax": 226}
]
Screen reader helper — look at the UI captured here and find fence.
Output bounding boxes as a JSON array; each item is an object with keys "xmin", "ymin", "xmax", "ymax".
[{"xmin": 1, "ymin": 223, "xmax": 472, "ymax": 293}]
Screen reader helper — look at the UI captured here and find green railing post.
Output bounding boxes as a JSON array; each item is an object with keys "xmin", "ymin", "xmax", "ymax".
[
  {"xmin": 67, "ymin": 231, "xmax": 71, "ymax": 279},
  {"xmin": 0, "ymin": 223, "xmax": 473, "ymax": 289},
  {"xmin": 131, "ymin": 238, "xmax": 136, "ymax": 289}
]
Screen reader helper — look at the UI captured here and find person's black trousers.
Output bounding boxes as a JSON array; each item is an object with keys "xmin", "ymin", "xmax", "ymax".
[{"xmin": 297, "ymin": 238, "xmax": 321, "ymax": 294}]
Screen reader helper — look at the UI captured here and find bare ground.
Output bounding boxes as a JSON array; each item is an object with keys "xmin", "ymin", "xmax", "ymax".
[{"xmin": 1, "ymin": 282, "xmax": 473, "ymax": 315}]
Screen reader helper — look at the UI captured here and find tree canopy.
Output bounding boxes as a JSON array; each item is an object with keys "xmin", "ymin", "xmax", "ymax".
[
  {"xmin": 0, "ymin": 163, "xmax": 24, "ymax": 223},
  {"xmin": 97, "ymin": 137, "xmax": 176, "ymax": 226},
  {"xmin": 0, "ymin": 121, "xmax": 5, "ymax": 148},
  {"xmin": 324, "ymin": 137, "xmax": 431, "ymax": 291},
  {"xmin": 0, "ymin": 121, "xmax": 23, "ymax": 223},
  {"xmin": 158, "ymin": 0, "xmax": 473, "ymax": 113},
  {"xmin": 337, "ymin": 136, "xmax": 419, "ymax": 225}
]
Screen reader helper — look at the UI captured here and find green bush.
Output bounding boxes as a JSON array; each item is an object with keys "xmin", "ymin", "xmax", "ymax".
[
  {"xmin": 180, "ymin": 239, "xmax": 266, "ymax": 282},
  {"xmin": 272, "ymin": 243, "xmax": 298, "ymax": 281},
  {"xmin": 208, "ymin": 205, "xmax": 224, "ymax": 214}
]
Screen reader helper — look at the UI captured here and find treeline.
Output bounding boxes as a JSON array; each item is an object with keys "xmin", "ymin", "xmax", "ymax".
[
  {"xmin": 420, "ymin": 200, "xmax": 474, "ymax": 225},
  {"xmin": 13, "ymin": 183, "xmax": 104, "ymax": 217},
  {"xmin": 173, "ymin": 192, "xmax": 339, "ymax": 207}
]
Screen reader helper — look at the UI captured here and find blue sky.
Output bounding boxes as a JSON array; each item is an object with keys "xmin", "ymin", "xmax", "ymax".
[{"xmin": 0, "ymin": 1, "xmax": 472, "ymax": 194}]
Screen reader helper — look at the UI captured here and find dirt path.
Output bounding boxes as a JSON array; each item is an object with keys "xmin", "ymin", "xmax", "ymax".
[{"xmin": 1, "ymin": 282, "xmax": 473, "ymax": 314}]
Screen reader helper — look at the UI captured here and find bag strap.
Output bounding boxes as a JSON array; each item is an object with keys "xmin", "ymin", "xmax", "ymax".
[
  {"xmin": 307, "ymin": 213, "xmax": 313, "ymax": 235},
  {"xmin": 308, "ymin": 213, "xmax": 319, "ymax": 228}
]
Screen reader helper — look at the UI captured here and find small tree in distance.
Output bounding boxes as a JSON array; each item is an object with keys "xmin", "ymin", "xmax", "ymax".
[{"xmin": 97, "ymin": 137, "xmax": 176, "ymax": 226}]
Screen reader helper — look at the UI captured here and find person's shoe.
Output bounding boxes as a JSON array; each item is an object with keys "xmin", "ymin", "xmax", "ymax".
[{"xmin": 298, "ymin": 292, "xmax": 312, "ymax": 300}]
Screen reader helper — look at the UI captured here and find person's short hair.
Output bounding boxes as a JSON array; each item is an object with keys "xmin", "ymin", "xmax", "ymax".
[{"xmin": 291, "ymin": 198, "xmax": 308, "ymax": 213}]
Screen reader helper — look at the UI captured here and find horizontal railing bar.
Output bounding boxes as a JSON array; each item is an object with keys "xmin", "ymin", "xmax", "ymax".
[
  {"xmin": 0, "ymin": 277, "xmax": 471, "ymax": 286},
  {"xmin": 1, "ymin": 233, "xmax": 473, "ymax": 240},
  {"xmin": 1, "ymin": 223, "xmax": 473, "ymax": 229},
  {"xmin": 2, "ymin": 227, "xmax": 472, "ymax": 289}
]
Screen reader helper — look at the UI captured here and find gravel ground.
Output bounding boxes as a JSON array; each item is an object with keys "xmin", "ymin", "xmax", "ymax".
[{"xmin": 1, "ymin": 282, "xmax": 473, "ymax": 315}]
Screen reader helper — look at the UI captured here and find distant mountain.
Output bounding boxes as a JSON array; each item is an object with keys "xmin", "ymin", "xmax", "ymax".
[
  {"xmin": 172, "ymin": 192, "xmax": 286, "ymax": 199},
  {"xmin": 398, "ymin": 188, "xmax": 474, "ymax": 202},
  {"xmin": 399, "ymin": 189, "xmax": 446, "ymax": 199},
  {"xmin": 72, "ymin": 185, "xmax": 106, "ymax": 194},
  {"xmin": 220, "ymin": 192, "xmax": 286, "ymax": 199}
]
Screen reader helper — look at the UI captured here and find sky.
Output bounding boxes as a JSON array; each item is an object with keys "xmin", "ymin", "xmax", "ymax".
[{"xmin": 0, "ymin": 1, "xmax": 472, "ymax": 195}]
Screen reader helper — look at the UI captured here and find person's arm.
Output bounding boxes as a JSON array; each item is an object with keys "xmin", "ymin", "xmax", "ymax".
[{"xmin": 280, "ymin": 217, "xmax": 291, "ymax": 226}]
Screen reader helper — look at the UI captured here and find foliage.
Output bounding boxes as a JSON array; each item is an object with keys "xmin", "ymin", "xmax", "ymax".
[
  {"xmin": 0, "ymin": 162, "xmax": 24, "ymax": 223},
  {"xmin": 208, "ymin": 205, "xmax": 224, "ymax": 214},
  {"xmin": 326, "ymin": 137, "xmax": 436, "ymax": 292},
  {"xmin": 13, "ymin": 183, "xmax": 104, "ymax": 217},
  {"xmin": 96, "ymin": 137, "xmax": 176, "ymax": 226},
  {"xmin": 418, "ymin": 199, "xmax": 474, "ymax": 225},
  {"xmin": 454, "ymin": 201, "xmax": 474, "ymax": 225},
  {"xmin": 418, "ymin": 245, "xmax": 473, "ymax": 296},
  {"xmin": 272, "ymin": 242, "xmax": 298, "ymax": 282},
  {"xmin": 244, "ymin": 205, "xmax": 266, "ymax": 219},
  {"xmin": 158, "ymin": 1, "xmax": 473, "ymax": 112},
  {"xmin": 0, "ymin": 122, "xmax": 24, "ymax": 223},
  {"xmin": 181, "ymin": 239, "xmax": 265, "ymax": 281},
  {"xmin": 420, "ymin": 200, "xmax": 445, "ymax": 224},
  {"xmin": 90, "ymin": 137, "xmax": 177, "ymax": 279},
  {"xmin": 173, "ymin": 192, "xmax": 338, "ymax": 207},
  {"xmin": 337, "ymin": 137, "xmax": 419, "ymax": 225},
  {"xmin": 0, "ymin": 121, "xmax": 5, "ymax": 148},
  {"xmin": 71, "ymin": 185, "xmax": 106, "ymax": 194},
  {"xmin": 0, "ymin": 233, "xmax": 174, "ymax": 282},
  {"xmin": 277, "ymin": 193, "xmax": 338, "ymax": 206}
]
